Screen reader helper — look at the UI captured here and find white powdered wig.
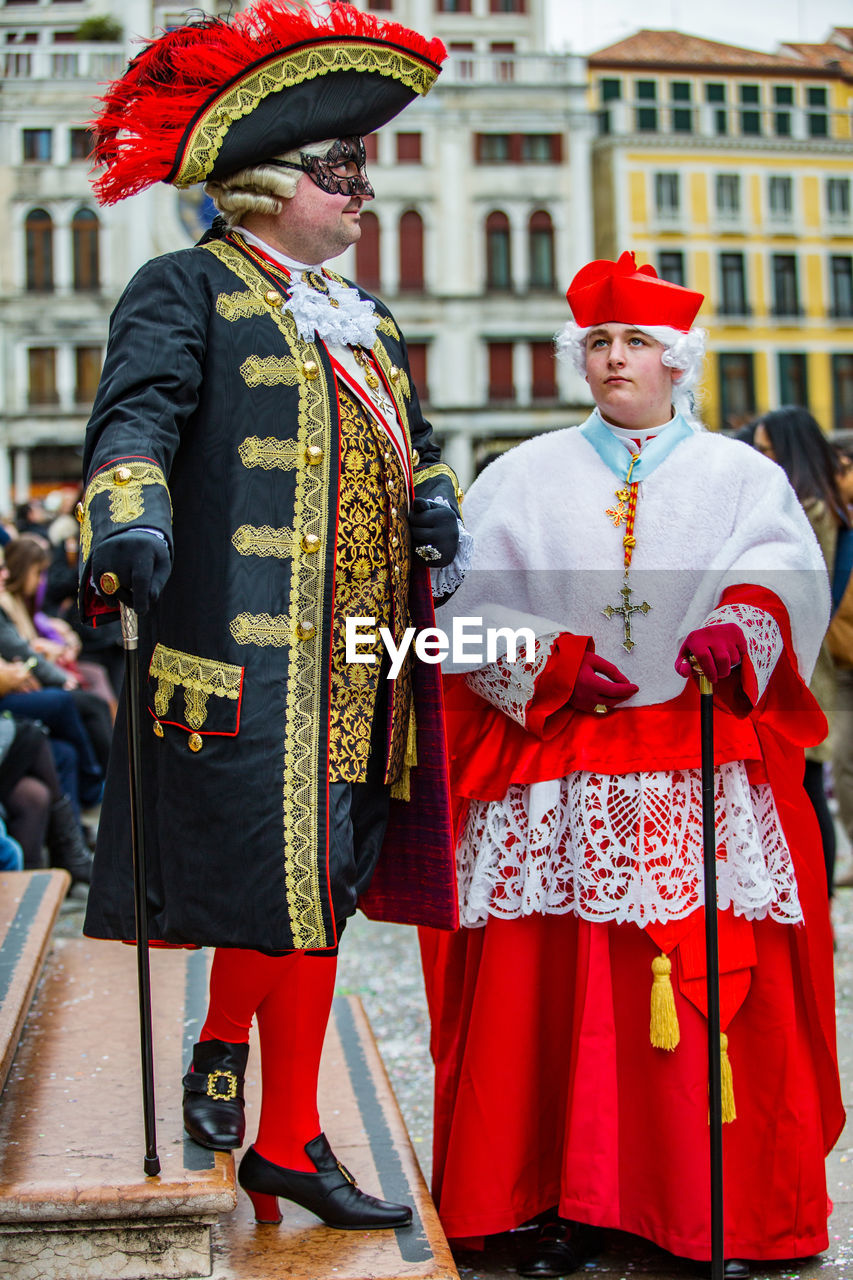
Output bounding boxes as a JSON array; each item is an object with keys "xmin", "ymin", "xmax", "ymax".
[
  {"xmin": 555, "ymin": 320, "xmax": 708, "ymax": 426},
  {"xmin": 205, "ymin": 139, "xmax": 335, "ymax": 225}
]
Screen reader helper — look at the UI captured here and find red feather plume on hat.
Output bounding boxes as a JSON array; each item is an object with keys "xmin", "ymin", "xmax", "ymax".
[{"xmin": 89, "ymin": 0, "xmax": 446, "ymax": 205}]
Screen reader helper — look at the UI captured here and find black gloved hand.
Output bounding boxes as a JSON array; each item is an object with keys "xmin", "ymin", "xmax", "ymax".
[
  {"xmin": 90, "ymin": 530, "xmax": 172, "ymax": 615},
  {"xmin": 408, "ymin": 498, "xmax": 459, "ymax": 569}
]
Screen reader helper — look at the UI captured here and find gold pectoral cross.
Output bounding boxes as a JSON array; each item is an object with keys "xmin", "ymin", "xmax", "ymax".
[{"xmin": 602, "ymin": 581, "xmax": 651, "ymax": 652}]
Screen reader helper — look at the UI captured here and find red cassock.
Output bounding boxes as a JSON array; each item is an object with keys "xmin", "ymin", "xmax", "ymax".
[{"xmin": 420, "ymin": 586, "xmax": 844, "ymax": 1260}]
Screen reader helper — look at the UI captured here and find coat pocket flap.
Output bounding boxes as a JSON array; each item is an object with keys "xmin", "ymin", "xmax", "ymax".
[{"xmin": 147, "ymin": 643, "xmax": 244, "ymax": 736}]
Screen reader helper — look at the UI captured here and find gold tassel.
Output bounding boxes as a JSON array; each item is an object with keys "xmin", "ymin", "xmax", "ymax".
[
  {"xmin": 650, "ymin": 953, "xmax": 681, "ymax": 1050},
  {"xmin": 390, "ymin": 705, "xmax": 417, "ymax": 802},
  {"xmin": 404, "ymin": 703, "xmax": 418, "ymax": 767},
  {"xmin": 720, "ymin": 1033, "xmax": 736, "ymax": 1123}
]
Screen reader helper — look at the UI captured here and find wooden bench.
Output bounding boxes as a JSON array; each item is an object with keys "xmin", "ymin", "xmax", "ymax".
[
  {"xmin": 0, "ymin": 938, "xmax": 457, "ymax": 1280},
  {"xmin": 0, "ymin": 870, "xmax": 70, "ymax": 1094}
]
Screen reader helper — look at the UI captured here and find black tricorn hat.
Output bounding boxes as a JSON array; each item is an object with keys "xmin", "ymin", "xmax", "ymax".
[{"xmin": 89, "ymin": 0, "xmax": 446, "ymax": 205}]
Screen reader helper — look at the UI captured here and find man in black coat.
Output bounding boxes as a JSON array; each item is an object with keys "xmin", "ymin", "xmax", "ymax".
[{"xmin": 79, "ymin": 1, "xmax": 463, "ymax": 1231}]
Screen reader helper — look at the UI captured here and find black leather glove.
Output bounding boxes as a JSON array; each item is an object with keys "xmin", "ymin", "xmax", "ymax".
[
  {"xmin": 408, "ymin": 498, "xmax": 460, "ymax": 569},
  {"xmin": 90, "ymin": 530, "xmax": 172, "ymax": 615}
]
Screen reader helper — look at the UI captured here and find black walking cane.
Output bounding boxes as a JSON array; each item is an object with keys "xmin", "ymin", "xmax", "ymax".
[
  {"xmin": 695, "ymin": 664, "xmax": 724, "ymax": 1280},
  {"xmin": 120, "ymin": 600, "xmax": 161, "ymax": 1177}
]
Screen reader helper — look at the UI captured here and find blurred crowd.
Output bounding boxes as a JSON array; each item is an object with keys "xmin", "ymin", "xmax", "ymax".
[{"xmin": 0, "ymin": 487, "xmax": 122, "ymax": 894}]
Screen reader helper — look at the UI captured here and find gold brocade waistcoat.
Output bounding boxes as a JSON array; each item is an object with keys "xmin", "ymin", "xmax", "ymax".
[{"xmin": 329, "ymin": 385, "xmax": 412, "ymax": 784}]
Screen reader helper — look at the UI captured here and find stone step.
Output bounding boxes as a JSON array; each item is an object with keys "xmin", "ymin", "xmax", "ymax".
[
  {"xmin": 0, "ymin": 869, "xmax": 70, "ymax": 1094},
  {"xmin": 0, "ymin": 938, "xmax": 458, "ymax": 1280}
]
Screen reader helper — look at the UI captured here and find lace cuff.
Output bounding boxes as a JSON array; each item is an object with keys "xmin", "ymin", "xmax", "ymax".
[
  {"xmin": 705, "ymin": 603, "xmax": 783, "ymax": 703},
  {"xmin": 428, "ymin": 495, "xmax": 474, "ymax": 599},
  {"xmin": 465, "ymin": 632, "xmax": 560, "ymax": 727}
]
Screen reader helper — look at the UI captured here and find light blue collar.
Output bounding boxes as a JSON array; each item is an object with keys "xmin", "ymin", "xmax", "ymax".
[{"xmin": 579, "ymin": 409, "xmax": 693, "ymax": 483}]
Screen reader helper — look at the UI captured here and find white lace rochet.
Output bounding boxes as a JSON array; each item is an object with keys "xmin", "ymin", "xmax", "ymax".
[{"xmin": 457, "ymin": 765, "xmax": 802, "ymax": 928}]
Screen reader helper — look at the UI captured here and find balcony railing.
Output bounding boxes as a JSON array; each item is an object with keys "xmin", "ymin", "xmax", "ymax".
[
  {"xmin": 444, "ymin": 50, "xmax": 583, "ymax": 87},
  {"xmin": 2, "ymin": 43, "xmax": 125, "ymax": 82},
  {"xmin": 597, "ymin": 99, "xmax": 851, "ymax": 144}
]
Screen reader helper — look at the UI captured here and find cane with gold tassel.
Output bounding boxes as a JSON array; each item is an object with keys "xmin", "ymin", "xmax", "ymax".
[{"xmin": 694, "ymin": 660, "xmax": 724, "ymax": 1280}]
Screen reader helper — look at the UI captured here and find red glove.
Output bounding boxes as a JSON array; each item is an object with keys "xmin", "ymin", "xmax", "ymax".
[
  {"xmin": 675, "ymin": 623, "xmax": 747, "ymax": 684},
  {"xmin": 569, "ymin": 651, "xmax": 638, "ymax": 713}
]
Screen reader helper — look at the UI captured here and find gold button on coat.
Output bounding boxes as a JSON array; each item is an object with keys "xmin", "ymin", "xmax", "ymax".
[
  {"xmin": 188, "ymin": 733, "xmax": 203, "ymax": 752},
  {"xmin": 411, "ymin": 449, "xmax": 420, "ymax": 467},
  {"xmin": 153, "ymin": 720, "xmax": 164, "ymax": 738},
  {"xmin": 389, "ymin": 366, "xmax": 400, "ymax": 382},
  {"xmin": 264, "ymin": 289, "xmax": 283, "ymax": 307},
  {"xmin": 302, "ymin": 360, "xmax": 319, "ymax": 381},
  {"xmin": 305, "ymin": 445, "xmax": 323, "ymax": 465},
  {"xmin": 296, "ymin": 619, "xmax": 316, "ymax": 641},
  {"xmin": 74, "ymin": 502, "xmax": 84, "ymax": 523},
  {"xmin": 301, "ymin": 533, "xmax": 320, "ymax": 553},
  {"xmin": 113, "ymin": 466, "xmax": 132, "ymax": 484}
]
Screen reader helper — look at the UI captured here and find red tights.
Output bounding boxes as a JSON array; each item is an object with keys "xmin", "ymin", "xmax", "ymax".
[{"xmin": 200, "ymin": 947, "xmax": 337, "ymax": 1172}]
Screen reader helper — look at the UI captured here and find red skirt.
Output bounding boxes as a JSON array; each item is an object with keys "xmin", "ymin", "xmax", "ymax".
[{"xmin": 420, "ymin": 912, "xmax": 830, "ymax": 1260}]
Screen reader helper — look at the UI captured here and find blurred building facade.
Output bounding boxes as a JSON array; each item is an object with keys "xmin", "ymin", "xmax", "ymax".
[
  {"xmin": 589, "ymin": 27, "xmax": 853, "ymax": 432},
  {"xmin": 0, "ymin": 0, "xmax": 592, "ymax": 509},
  {"xmin": 1, "ymin": 2, "xmax": 852, "ymax": 509}
]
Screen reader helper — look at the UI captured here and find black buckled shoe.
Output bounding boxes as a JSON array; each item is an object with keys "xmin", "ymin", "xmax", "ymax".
[
  {"xmin": 237, "ymin": 1134, "xmax": 412, "ymax": 1230},
  {"xmin": 182, "ymin": 1039, "xmax": 248, "ymax": 1150},
  {"xmin": 517, "ymin": 1218, "xmax": 601, "ymax": 1278},
  {"xmin": 723, "ymin": 1263, "xmax": 750, "ymax": 1279}
]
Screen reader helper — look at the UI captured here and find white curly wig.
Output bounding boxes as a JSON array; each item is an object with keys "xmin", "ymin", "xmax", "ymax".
[
  {"xmin": 205, "ymin": 139, "xmax": 336, "ymax": 226},
  {"xmin": 555, "ymin": 320, "xmax": 708, "ymax": 428}
]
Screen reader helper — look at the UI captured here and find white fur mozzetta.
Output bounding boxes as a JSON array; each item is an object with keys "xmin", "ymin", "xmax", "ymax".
[{"xmin": 438, "ymin": 416, "xmax": 829, "ymax": 698}]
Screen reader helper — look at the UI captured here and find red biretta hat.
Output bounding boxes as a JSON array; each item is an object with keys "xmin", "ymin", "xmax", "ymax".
[
  {"xmin": 566, "ymin": 251, "xmax": 704, "ymax": 331},
  {"xmin": 89, "ymin": 0, "xmax": 446, "ymax": 205}
]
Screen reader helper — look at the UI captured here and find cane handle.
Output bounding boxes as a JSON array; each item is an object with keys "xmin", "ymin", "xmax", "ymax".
[{"xmin": 120, "ymin": 602, "xmax": 139, "ymax": 650}]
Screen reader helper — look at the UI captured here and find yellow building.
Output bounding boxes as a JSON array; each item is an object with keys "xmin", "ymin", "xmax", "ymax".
[{"xmin": 589, "ymin": 27, "xmax": 853, "ymax": 433}]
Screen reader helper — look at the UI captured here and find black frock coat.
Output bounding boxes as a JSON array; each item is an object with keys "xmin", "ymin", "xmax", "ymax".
[{"xmin": 79, "ymin": 235, "xmax": 459, "ymax": 952}]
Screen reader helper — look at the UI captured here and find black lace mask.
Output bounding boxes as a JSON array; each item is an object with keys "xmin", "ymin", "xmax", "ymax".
[{"xmin": 266, "ymin": 136, "xmax": 374, "ymax": 199}]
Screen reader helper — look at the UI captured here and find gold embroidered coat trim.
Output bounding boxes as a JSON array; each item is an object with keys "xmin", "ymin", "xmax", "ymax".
[
  {"xmin": 230, "ymin": 612, "xmax": 294, "ymax": 645},
  {"xmin": 216, "ymin": 290, "xmax": 271, "ymax": 323},
  {"xmin": 175, "ymin": 45, "xmax": 440, "ymax": 188},
  {"xmin": 239, "ymin": 436, "xmax": 300, "ymax": 471},
  {"xmin": 149, "ymin": 643, "xmax": 242, "ymax": 731},
  {"xmin": 377, "ymin": 316, "xmax": 401, "ymax": 341},
  {"xmin": 204, "ymin": 238, "xmax": 330, "ymax": 949},
  {"xmin": 415, "ymin": 462, "xmax": 464, "ymax": 505},
  {"xmin": 81, "ymin": 460, "xmax": 170, "ymax": 562},
  {"xmin": 232, "ymin": 524, "xmax": 296, "ymax": 558},
  {"xmin": 240, "ymin": 354, "xmax": 301, "ymax": 388}
]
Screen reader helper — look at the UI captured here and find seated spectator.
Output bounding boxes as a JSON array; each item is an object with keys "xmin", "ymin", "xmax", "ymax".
[
  {"xmin": 0, "ymin": 655, "xmax": 102, "ymax": 821},
  {"xmin": 14, "ymin": 498, "xmax": 49, "ymax": 537},
  {"xmin": 0, "ymin": 540, "xmax": 112, "ymax": 778},
  {"xmin": 3, "ymin": 534, "xmax": 116, "ymax": 715},
  {"xmin": 0, "ymin": 712, "xmax": 92, "ymax": 884}
]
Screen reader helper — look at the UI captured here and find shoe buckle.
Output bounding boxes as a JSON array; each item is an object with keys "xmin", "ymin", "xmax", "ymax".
[
  {"xmin": 336, "ymin": 1159, "xmax": 357, "ymax": 1186},
  {"xmin": 206, "ymin": 1068, "xmax": 238, "ymax": 1101}
]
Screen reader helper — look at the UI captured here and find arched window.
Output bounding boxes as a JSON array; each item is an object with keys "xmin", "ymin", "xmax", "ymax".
[
  {"xmin": 398, "ymin": 210, "xmax": 424, "ymax": 292},
  {"xmin": 25, "ymin": 208, "xmax": 54, "ymax": 292},
  {"xmin": 528, "ymin": 210, "xmax": 555, "ymax": 289},
  {"xmin": 356, "ymin": 210, "xmax": 381, "ymax": 292},
  {"xmin": 486, "ymin": 211, "xmax": 511, "ymax": 290},
  {"xmin": 72, "ymin": 207, "xmax": 100, "ymax": 291}
]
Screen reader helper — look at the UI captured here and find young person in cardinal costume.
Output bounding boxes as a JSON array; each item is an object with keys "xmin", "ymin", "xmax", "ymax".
[
  {"xmin": 77, "ymin": 0, "xmax": 465, "ymax": 1230},
  {"xmin": 420, "ymin": 252, "xmax": 844, "ymax": 1277}
]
